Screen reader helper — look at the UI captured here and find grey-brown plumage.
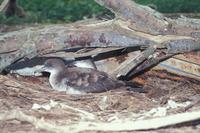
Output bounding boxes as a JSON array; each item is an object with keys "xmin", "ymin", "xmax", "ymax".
[{"xmin": 40, "ymin": 59, "xmax": 126, "ymax": 94}]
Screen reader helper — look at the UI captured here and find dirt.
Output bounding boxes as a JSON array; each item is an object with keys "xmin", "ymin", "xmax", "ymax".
[{"xmin": 0, "ymin": 69, "xmax": 200, "ymax": 132}]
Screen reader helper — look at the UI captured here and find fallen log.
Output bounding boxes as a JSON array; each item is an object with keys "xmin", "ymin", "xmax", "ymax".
[{"xmin": 0, "ymin": 0, "xmax": 200, "ymax": 76}]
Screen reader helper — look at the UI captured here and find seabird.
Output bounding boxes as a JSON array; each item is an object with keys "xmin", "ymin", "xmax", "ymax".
[
  {"xmin": 38, "ymin": 59, "xmax": 142, "ymax": 94},
  {"xmin": 5, "ymin": 57, "xmax": 96, "ymax": 76}
]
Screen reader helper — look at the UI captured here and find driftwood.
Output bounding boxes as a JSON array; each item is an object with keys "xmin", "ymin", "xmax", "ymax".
[{"xmin": 1, "ymin": 0, "xmax": 200, "ymax": 75}]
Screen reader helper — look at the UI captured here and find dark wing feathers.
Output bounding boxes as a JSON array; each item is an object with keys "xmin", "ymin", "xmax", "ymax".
[{"xmin": 64, "ymin": 67, "xmax": 125, "ymax": 93}]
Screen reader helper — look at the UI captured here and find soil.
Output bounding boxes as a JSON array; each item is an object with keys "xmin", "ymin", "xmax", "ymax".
[{"xmin": 0, "ymin": 69, "xmax": 200, "ymax": 132}]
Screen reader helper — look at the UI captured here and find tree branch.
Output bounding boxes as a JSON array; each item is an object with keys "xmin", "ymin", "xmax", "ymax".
[{"xmin": 1, "ymin": 0, "xmax": 200, "ymax": 74}]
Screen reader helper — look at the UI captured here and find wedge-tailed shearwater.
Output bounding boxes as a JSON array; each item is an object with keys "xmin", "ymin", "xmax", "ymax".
[{"xmin": 38, "ymin": 59, "xmax": 143, "ymax": 94}]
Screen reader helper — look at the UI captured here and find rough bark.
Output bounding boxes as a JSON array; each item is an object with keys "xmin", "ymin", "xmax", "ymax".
[{"xmin": 0, "ymin": 0, "xmax": 200, "ymax": 72}]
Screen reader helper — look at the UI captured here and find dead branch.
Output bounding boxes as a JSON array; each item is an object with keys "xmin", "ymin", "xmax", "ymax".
[
  {"xmin": 112, "ymin": 47, "xmax": 156, "ymax": 78},
  {"xmin": 95, "ymin": 0, "xmax": 169, "ymax": 35},
  {"xmin": 1, "ymin": 109, "xmax": 200, "ymax": 132},
  {"xmin": 1, "ymin": 0, "xmax": 200, "ymax": 75}
]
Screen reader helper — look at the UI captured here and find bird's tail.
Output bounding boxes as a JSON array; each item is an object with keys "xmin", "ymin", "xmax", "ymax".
[{"xmin": 123, "ymin": 81, "xmax": 147, "ymax": 93}]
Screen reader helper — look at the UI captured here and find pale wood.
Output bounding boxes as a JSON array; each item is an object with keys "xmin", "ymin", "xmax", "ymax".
[
  {"xmin": 1, "ymin": 109, "xmax": 200, "ymax": 132},
  {"xmin": 0, "ymin": 0, "xmax": 9, "ymax": 12},
  {"xmin": 1, "ymin": 0, "xmax": 200, "ymax": 74}
]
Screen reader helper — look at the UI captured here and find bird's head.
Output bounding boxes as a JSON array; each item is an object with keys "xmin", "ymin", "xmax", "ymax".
[{"xmin": 39, "ymin": 59, "xmax": 66, "ymax": 74}]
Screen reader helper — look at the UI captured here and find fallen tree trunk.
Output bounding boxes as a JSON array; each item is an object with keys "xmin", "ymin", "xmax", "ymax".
[{"xmin": 0, "ymin": 0, "xmax": 200, "ymax": 73}]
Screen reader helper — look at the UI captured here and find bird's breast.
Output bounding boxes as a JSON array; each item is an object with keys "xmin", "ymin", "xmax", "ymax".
[
  {"xmin": 49, "ymin": 74, "xmax": 66, "ymax": 91},
  {"xmin": 49, "ymin": 74, "xmax": 85, "ymax": 94}
]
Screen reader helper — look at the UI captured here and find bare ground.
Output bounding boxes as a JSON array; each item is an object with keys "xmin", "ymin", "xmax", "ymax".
[{"xmin": 0, "ymin": 69, "xmax": 200, "ymax": 133}]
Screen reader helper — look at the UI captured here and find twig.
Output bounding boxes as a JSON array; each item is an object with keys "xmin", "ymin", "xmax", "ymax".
[
  {"xmin": 111, "ymin": 47, "xmax": 156, "ymax": 79},
  {"xmin": 1, "ymin": 109, "xmax": 200, "ymax": 132},
  {"xmin": 127, "ymin": 53, "xmax": 174, "ymax": 78},
  {"xmin": 59, "ymin": 103, "xmax": 96, "ymax": 120},
  {"xmin": 0, "ymin": 110, "xmax": 74, "ymax": 133}
]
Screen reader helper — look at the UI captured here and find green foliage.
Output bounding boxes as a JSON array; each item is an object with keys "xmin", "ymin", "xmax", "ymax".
[
  {"xmin": 135, "ymin": 0, "xmax": 200, "ymax": 13},
  {"xmin": 0, "ymin": 0, "xmax": 113, "ymax": 25},
  {"xmin": 18, "ymin": 0, "xmax": 111, "ymax": 22},
  {"xmin": 1, "ymin": 0, "xmax": 200, "ymax": 25}
]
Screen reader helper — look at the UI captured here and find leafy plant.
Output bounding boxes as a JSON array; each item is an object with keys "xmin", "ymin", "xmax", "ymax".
[
  {"xmin": 1, "ymin": 0, "xmax": 200, "ymax": 25},
  {"xmin": 135, "ymin": 0, "xmax": 200, "ymax": 13}
]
